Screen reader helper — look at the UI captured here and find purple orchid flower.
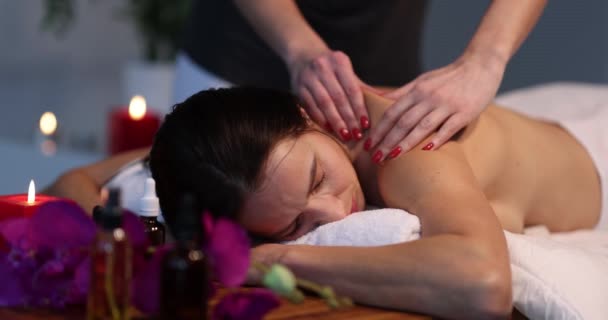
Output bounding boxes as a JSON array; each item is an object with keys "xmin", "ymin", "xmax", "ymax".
[
  {"xmin": 0, "ymin": 201, "xmax": 96, "ymax": 308},
  {"xmin": 0, "ymin": 200, "xmax": 148, "ymax": 309},
  {"xmin": 202, "ymin": 211, "xmax": 251, "ymax": 287},
  {"xmin": 1, "ymin": 202, "xmax": 279, "ymax": 319}
]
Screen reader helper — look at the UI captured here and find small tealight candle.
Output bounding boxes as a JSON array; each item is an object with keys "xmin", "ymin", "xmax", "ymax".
[
  {"xmin": 108, "ymin": 95, "xmax": 161, "ymax": 155},
  {"xmin": 37, "ymin": 111, "xmax": 58, "ymax": 156},
  {"xmin": 0, "ymin": 180, "xmax": 61, "ymax": 221}
]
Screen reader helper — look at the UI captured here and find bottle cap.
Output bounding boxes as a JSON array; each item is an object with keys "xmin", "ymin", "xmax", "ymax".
[
  {"xmin": 92, "ymin": 205, "xmax": 104, "ymax": 224},
  {"xmin": 139, "ymin": 178, "xmax": 160, "ymax": 217},
  {"xmin": 102, "ymin": 188, "xmax": 123, "ymax": 230}
]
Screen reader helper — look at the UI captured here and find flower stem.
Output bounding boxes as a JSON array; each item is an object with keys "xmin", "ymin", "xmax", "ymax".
[
  {"xmin": 253, "ymin": 261, "xmax": 352, "ymax": 309},
  {"xmin": 253, "ymin": 261, "xmax": 270, "ymax": 273},
  {"xmin": 296, "ymin": 279, "xmax": 352, "ymax": 308}
]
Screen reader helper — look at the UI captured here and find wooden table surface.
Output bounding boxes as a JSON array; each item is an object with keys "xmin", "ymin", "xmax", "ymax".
[
  {"xmin": 0, "ymin": 294, "xmax": 432, "ymax": 320},
  {"xmin": 0, "ymin": 289, "xmax": 528, "ymax": 320}
]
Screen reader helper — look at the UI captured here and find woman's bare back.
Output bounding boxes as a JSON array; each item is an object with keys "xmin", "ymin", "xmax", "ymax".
[
  {"xmin": 354, "ymin": 92, "xmax": 601, "ymax": 233},
  {"xmin": 456, "ymin": 105, "xmax": 601, "ymax": 232}
]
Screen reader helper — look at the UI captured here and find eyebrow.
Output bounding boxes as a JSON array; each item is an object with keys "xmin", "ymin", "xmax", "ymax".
[{"xmin": 271, "ymin": 156, "xmax": 316, "ymax": 239}]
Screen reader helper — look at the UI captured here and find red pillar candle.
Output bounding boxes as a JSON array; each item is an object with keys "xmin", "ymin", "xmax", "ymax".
[
  {"xmin": 0, "ymin": 180, "xmax": 61, "ymax": 221},
  {"xmin": 108, "ymin": 95, "xmax": 161, "ymax": 155}
]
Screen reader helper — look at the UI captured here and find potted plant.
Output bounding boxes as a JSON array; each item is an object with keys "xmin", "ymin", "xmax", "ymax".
[{"xmin": 41, "ymin": 0, "xmax": 192, "ymax": 113}]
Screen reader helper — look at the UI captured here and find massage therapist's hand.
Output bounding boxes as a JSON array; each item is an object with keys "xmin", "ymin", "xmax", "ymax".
[
  {"xmin": 367, "ymin": 52, "xmax": 506, "ymax": 162},
  {"xmin": 288, "ymin": 49, "xmax": 374, "ymax": 142}
]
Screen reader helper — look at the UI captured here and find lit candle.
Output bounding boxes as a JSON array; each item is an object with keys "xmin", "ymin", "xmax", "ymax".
[
  {"xmin": 108, "ymin": 95, "xmax": 161, "ymax": 155},
  {"xmin": 38, "ymin": 111, "xmax": 58, "ymax": 156},
  {"xmin": 0, "ymin": 180, "xmax": 61, "ymax": 221},
  {"xmin": 39, "ymin": 112, "xmax": 58, "ymax": 136}
]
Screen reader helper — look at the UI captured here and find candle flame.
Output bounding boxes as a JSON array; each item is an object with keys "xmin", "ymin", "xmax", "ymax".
[
  {"xmin": 128, "ymin": 95, "xmax": 146, "ymax": 121},
  {"xmin": 27, "ymin": 180, "xmax": 36, "ymax": 204},
  {"xmin": 39, "ymin": 112, "xmax": 57, "ymax": 136}
]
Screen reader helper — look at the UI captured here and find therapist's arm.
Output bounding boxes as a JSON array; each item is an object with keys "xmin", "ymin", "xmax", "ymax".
[
  {"xmin": 232, "ymin": 0, "xmax": 327, "ymax": 68},
  {"xmin": 464, "ymin": 0, "xmax": 546, "ymax": 67},
  {"xmin": 43, "ymin": 147, "xmax": 150, "ymax": 213},
  {"xmin": 371, "ymin": 0, "xmax": 547, "ymax": 159},
  {"xmin": 232, "ymin": 0, "xmax": 369, "ymax": 143}
]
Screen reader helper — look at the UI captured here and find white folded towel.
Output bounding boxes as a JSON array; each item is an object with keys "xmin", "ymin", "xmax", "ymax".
[
  {"xmin": 285, "ymin": 208, "xmax": 608, "ymax": 320},
  {"xmin": 286, "ymin": 209, "xmax": 421, "ymax": 246}
]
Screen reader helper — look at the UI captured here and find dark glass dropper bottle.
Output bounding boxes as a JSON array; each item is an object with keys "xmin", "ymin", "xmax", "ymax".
[
  {"xmin": 138, "ymin": 178, "xmax": 165, "ymax": 246},
  {"xmin": 160, "ymin": 194, "xmax": 209, "ymax": 319}
]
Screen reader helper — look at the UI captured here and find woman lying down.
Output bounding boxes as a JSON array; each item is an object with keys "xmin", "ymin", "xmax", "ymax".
[{"xmin": 46, "ymin": 87, "xmax": 607, "ymax": 319}]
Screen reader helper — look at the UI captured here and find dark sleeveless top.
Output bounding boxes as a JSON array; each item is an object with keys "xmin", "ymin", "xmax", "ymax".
[{"xmin": 180, "ymin": 0, "xmax": 428, "ymax": 90}]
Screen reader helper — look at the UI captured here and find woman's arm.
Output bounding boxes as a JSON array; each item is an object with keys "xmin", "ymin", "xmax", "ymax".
[
  {"xmin": 43, "ymin": 147, "xmax": 150, "ymax": 213},
  {"xmin": 256, "ymin": 139, "xmax": 511, "ymax": 318}
]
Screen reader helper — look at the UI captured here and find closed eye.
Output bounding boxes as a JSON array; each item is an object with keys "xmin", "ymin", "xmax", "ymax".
[
  {"xmin": 312, "ymin": 171, "xmax": 325, "ymax": 194},
  {"xmin": 287, "ymin": 215, "xmax": 302, "ymax": 239}
]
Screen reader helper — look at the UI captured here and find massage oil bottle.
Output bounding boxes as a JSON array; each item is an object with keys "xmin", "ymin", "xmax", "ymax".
[
  {"xmin": 138, "ymin": 178, "xmax": 165, "ymax": 246},
  {"xmin": 87, "ymin": 189, "xmax": 133, "ymax": 320},
  {"xmin": 160, "ymin": 195, "xmax": 209, "ymax": 319}
]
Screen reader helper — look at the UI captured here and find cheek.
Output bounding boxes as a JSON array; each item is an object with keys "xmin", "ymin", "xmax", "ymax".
[{"xmin": 324, "ymin": 163, "xmax": 357, "ymax": 192}]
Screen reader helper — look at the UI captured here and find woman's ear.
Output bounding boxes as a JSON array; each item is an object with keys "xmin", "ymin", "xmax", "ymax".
[
  {"xmin": 298, "ymin": 104, "xmax": 328, "ymax": 133},
  {"xmin": 298, "ymin": 105, "xmax": 315, "ymax": 126}
]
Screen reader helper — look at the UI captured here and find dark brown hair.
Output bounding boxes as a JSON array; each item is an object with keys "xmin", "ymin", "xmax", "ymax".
[{"xmin": 149, "ymin": 87, "xmax": 309, "ymax": 230}]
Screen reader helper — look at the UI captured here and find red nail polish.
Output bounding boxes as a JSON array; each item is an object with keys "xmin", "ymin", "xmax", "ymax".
[
  {"xmin": 388, "ymin": 146, "xmax": 402, "ymax": 159},
  {"xmin": 339, "ymin": 128, "xmax": 352, "ymax": 141},
  {"xmin": 360, "ymin": 116, "xmax": 370, "ymax": 129},
  {"xmin": 363, "ymin": 138, "xmax": 372, "ymax": 151},
  {"xmin": 422, "ymin": 142, "xmax": 434, "ymax": 151},
  {"xmin": 372, "ymin": 150, "xmax": 383, "ymax": 163},
  {"xmin": 352, "ymin": 128, "xmax": 363, "ymax": 140},
  {"xmin": 324, "ymin": 123, "xmax": 332, "ymax": 131}
]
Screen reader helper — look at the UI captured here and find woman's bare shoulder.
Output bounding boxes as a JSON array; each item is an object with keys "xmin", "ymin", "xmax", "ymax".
[{"xmin": 377, "ymin": 139, "xmax": 474, "ymax": 211}]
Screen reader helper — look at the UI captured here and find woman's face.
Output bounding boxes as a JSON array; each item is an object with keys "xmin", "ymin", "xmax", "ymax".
[{"xmin": 239, "ymin": 131, "xmax": 365, "ymax": 241}]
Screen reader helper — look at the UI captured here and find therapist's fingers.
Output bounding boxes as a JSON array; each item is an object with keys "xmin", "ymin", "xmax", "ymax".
[
  {"xmin": 318, "ymin": 74, "xmax": 360, "ymax": 140},
  {"xmin": 394, "ymin": 107, "xmax": 450, "ymax": 155},
  {"xmin": 314, "ymin": 63, "xmax": 359, "ymax": 141},
  {"xmin": 428, "ymin": 113, "xmax": 469, "ymax": 150},
  {"xmin": 369, "ymin": 102, "xmax": 432, "ymax": 163},
  {"xmin": 333, "ymin": 54, "xmax": 368, "ymax": 135},
  {"xmin": 365, "ymin": 94, "xmax": 417, "ymax": 152},
  {"xmin": 299, "ymin": 87, "xmax": 327, "ymax": 128},
  {"xmin": 308, "ymin": 79, "xmax": 351, "ymax": 141}
]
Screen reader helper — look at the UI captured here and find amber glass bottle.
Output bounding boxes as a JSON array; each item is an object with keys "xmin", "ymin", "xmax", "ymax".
[
  {"xmin": 87, "ymin": 189, "xmax": 132, "ymax": 320},
  {"xmin": 160, "ymin": 195, "xmax": 209, "ymax": 319}
]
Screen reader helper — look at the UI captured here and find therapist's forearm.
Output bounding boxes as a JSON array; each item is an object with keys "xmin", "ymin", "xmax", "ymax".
[
  {"xmin": 464, "ymin": 0, "xmax": 546, "ymax": 66},
  {"xmin": 232, "ymin": 0, "xmax": 328, "ymax": 66}
]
